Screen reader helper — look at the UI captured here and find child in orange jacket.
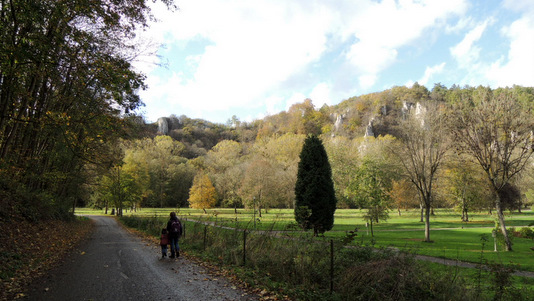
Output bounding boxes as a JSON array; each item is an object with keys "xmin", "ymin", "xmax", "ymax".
[{"xmin": 160, "ymin": 228, "xmax": 169, "ymax": 259}]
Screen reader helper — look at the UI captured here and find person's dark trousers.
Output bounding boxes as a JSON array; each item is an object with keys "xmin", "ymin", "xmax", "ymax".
[{"xmin": 170, "ymin": 236, "xmax": 180, "ymax": 258}]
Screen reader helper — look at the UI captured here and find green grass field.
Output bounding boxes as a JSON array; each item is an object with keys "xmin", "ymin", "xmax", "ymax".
[{"xmin": 77, "ymin": 207, "xmax": 534, "ymax": 272}]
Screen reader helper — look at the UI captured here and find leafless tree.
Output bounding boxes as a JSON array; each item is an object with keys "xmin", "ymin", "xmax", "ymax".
[
  {"xmin": 391, "ymin": 101, "xmax": 451, "ymax": 242},
  {"xmin": 451, "ymin": 90, "xmax": 534, "ymax": 251}
]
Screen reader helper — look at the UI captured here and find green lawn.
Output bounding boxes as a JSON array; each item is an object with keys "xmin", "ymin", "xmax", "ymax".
[{"xmin": 77, "ymin": 207, "xmax": 534, "ymax": 271}]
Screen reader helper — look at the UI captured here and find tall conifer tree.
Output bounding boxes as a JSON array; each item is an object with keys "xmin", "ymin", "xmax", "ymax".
[{"xmin": 295, "ymin": 135, "xmax": 337, "ymax": 235}]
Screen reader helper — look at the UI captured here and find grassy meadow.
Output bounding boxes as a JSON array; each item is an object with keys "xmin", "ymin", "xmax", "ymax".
[{"xmin": 77, "ymin": 207, "xmax": 534, "ymax": 272}]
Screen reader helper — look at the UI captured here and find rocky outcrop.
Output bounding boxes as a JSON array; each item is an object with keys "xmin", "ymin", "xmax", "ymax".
[
  {"xmin": 364, "ymin": 117, "xmax": 375, "ymax": 138},
  {"xmin": 402, "ymin": 101, "xmax": 414, "ymax": 119},
  {"xmin": 334, "ymin": 114, "xmax": 345, "ymax": 132},
  {"xmin": 157, "ymin": 117, "xmax": 169, "ymax": 135}
]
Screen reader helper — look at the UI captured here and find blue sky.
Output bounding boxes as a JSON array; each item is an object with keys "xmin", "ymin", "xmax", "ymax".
[{"xmin": 134, "ymin": 0, "xmax": 534, "ymax": 124}]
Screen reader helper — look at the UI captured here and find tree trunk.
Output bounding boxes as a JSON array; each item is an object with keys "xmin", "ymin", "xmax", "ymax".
[
  {"xmin": 424, "ymin": 203, "xmax": 431, "ymax": 242},
  {"xmin": 420, "ymin": 203, "xmax": 424, "ymax": 223},
  {"xmin": 397, "ymin": 207, "xmax": 401, "ymax": 216},
  {"xmin": 460, "ymin": 199, "xmax": 468, "ymax": 222},
  {"xmin": 72, "ymin": 198, "xmax": 77, "ymax": 215},
  {"xmin": 495, "ymin": 195, "xmax": 512, "ymax": 251},
  {"xmin": 370, "ymin": 219, "xmax": 374, "ymax": 237}
]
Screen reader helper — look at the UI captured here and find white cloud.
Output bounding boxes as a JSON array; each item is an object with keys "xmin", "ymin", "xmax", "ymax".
[
  {"xmin": 445, "ymin": 16, "xmax": 473, "ymax": 34},
  {"xmin": 141, "ymin": 0, "xmax": 335, "ymax": 115},
  {"xmin": 359, "ymin": 74, "xmax": 377, "ymax": 90},
  {"xmin": 265, "ymin": 96, "xmax": 284, "ymax": 116},
  {"xmin": 503, "ymin": 0, "xmax": 534, "ymax": 13},
  {"xmin": 418, "ymin": 62, "xmax": 446, "ymax": 86},
  {"xmin": 450, "ymin": 19, "xmax": 491, "ymax": 66},
  {"xmin": 486, "ymin": 11, "xmax": 534, "ymax": 86},
  {"xmin": 136, "ymin": 0, "xmax": 469, "ymax": 122},
  {"xmin": 310, "ymin": 83, "xmax": 332, "ymax": 107},
  {"xmin": 285, "ymin": 92, "xmax": 307, "ymax": 111},
  {"xmin": 343, "ymin": 0, "xmax": 467, "ymax": 84},
  {"xmin": 347, "ymin": 43, "xmax": 397, "ymax": 74}
]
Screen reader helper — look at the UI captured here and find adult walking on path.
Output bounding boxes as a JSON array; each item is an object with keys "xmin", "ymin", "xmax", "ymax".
[
  {"xmin": 25, "ymin": 216, "xmax": 256, "ymax": 300},
  {"xmin": 166, "ymin": 212, "xmax": 183, "ymax": 259}
]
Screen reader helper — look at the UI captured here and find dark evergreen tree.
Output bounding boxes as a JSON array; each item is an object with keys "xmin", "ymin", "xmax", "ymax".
[{"xmin": 295, "ymin": 135, "xmax": 337, "ymax": 235}]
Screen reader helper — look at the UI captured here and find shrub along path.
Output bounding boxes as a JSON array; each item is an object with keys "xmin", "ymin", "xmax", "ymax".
[{"xmin": 182, "ymin": 217, "xmax": 534, "ymax": 279}]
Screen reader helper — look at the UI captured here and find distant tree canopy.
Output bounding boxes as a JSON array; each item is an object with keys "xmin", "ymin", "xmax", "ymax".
[{"xmin": 294, "ymin": 135, "xmax": 337, "ymax": 235}]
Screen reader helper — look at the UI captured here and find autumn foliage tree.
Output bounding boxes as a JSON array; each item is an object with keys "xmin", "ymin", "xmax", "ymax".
[
  {"xmin": 350, "ymin": 158, "xmax": 393, "ymax": 236},
  {"xmin": 205, "ymin": 140, "xmax": 244, "ymax": 208},
  {"xmin": 188, "ymin": 173, "xmax": 217, "ymax": 213},
  {"xmin": 389, "ymin": 180, "xmax": 419, "ymax": 216},
  {"xmin": 295, "ymin": 135, "xmax": 337, "ymax": 235},
  {"xmin": 0, "ymin": 0, "xmax": 175, "ymax": 219},
  {"xmin": 438, "ymin": 157, "xmax": 491, "ymax": 222}
]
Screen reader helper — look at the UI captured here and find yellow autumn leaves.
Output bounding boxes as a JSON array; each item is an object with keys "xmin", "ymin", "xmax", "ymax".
[{"xmin": 188, "ymin": 173, "xmax": 217, "ymax": 212}]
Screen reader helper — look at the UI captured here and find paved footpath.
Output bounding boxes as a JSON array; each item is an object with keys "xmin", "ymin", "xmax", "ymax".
[
  {"xmin": 413, "ymin": 253, "xmax": 534, "ymax": 278},
  {"xmin": 26, "ymin": 216, "xmax": 257, "ymax": 301}
]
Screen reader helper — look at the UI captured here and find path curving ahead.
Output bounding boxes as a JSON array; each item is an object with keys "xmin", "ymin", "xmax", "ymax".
[{"xmin": 26, "ymin": 216, "xmax": 256, "ymax": 301}]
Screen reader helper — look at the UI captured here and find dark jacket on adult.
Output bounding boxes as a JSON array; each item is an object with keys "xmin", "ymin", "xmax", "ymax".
[{"xmin": 167, "ymin": 216, "xmax": 182, "ymax": 239}]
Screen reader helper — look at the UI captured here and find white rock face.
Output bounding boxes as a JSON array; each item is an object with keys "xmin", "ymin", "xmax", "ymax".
[
  {"xmin": 401, "ymin": 101, "xmax": 414, "ymax": 119},
  {"xmin": 364, "ymin": 118, "xmax": 374, "ymax": 138},
  {"xmin": 415, "ymin": 102, "xmax": 426, "ymax": 117},
  {"xmin": 157, "ymin": 117, "xmax": 169, "ymax": 135},
  {"xmin": 334, "ymin": 114, "xmax": 345, "ymax": 132}
]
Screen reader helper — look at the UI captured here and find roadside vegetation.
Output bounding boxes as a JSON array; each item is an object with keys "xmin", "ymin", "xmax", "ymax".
[{"xmin": 110, "ymin": 207, "xmax": 534, "ymax": 300}]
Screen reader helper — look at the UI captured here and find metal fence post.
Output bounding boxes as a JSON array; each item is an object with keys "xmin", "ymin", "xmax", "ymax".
[
  {"xmin": 243, "ymin": 230, "xmax": 247, "ymax": 266},
  {"xmin": 330, "ymin": 239, "xmax": 334, "ymax": 293},
  {"xmin": 203, "ymin": 225, "xmax": 207, "ymax": 251}
]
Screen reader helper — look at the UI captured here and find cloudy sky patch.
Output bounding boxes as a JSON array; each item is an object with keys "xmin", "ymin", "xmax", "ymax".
[{"xmin": 136, "ymin": 0, "xmax": 534, "ymax": 123}]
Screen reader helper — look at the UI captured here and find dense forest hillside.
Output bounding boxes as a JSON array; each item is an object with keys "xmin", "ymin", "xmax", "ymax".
[{"xmin": 148, "ymin": 84, "xmax": 534, "ymax": 152}]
